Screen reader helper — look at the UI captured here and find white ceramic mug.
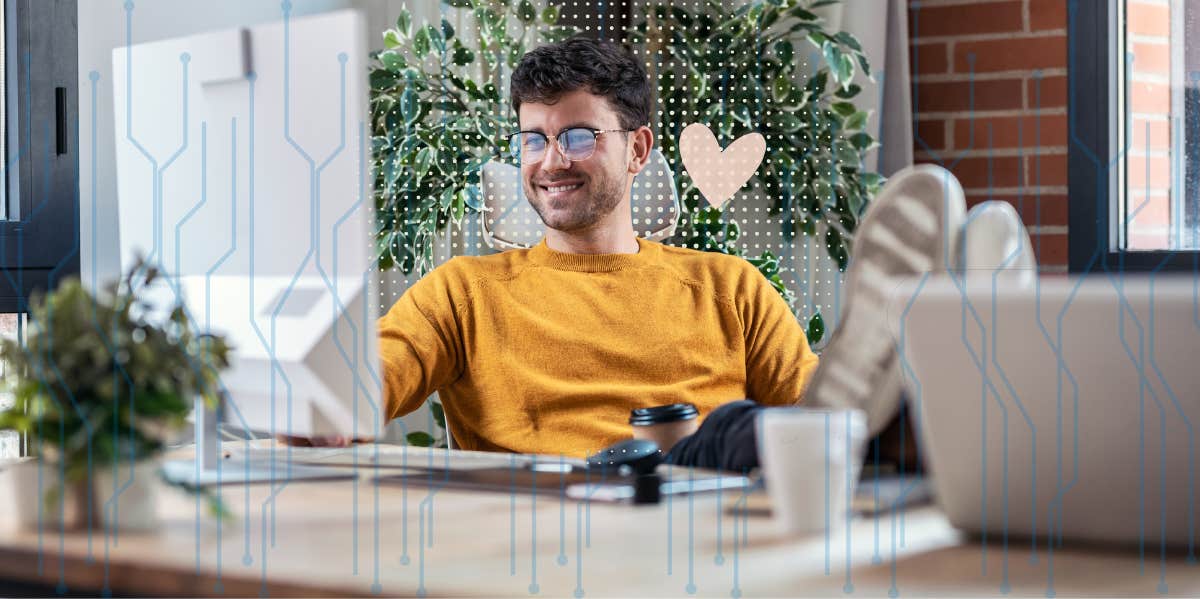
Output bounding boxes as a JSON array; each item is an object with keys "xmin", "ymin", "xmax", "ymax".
[{"xmin": 757, "ymin": 408, "xmax": 869, "ymax": 536}]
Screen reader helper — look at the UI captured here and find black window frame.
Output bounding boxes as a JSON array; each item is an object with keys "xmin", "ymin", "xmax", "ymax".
[
  {"xmin": 1069, "ymin": 0, "xmax": 1199, "ymax": 272},
  {"xmin": 0, "ymin": 0, "xmax": 79, "ymax": 313}
]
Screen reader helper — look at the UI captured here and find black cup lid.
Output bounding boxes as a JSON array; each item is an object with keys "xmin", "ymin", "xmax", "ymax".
[{"xmin": 629, "ymin": 403, "xmax": 699, "ymax": 426}]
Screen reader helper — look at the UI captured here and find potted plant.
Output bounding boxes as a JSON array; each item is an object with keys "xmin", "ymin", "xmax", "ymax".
[{"xmin": 0, "ymin": 258, "xmax": 230, "ymax": 531}]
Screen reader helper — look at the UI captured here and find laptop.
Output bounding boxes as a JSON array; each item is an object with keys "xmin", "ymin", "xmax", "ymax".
[{"xmin": 894, "ymin": 273, "xmax": 1199, "ymax": 550}]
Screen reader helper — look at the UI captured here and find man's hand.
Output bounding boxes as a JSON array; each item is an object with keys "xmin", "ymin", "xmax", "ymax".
[{"xmin": 276, "ymin": 434, "xmax": 374, "ymax": 447}]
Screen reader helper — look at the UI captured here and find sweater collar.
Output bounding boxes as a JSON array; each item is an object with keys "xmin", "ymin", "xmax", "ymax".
[{"xmin": 528, "ymin": 236, "xmax": 660, "ymax": 273}]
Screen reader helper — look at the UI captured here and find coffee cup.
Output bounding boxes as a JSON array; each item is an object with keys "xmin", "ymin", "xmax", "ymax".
[
  {"xmin": 629, "ymin": 403, "xmax": 699, "ymax": 453},
  {"xmin": 757, "ymin": 407, "xmax": 869, "ymax": 536}
]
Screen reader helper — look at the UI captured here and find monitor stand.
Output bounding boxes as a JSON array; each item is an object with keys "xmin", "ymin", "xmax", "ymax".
[{"xmin": 160, "ymin": 398, "xmax": 356, "ymax": 486}]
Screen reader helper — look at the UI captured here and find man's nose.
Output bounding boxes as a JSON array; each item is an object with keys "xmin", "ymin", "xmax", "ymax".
[{"xmin": 539, "ymin": 141, "xmax": 571, "ymax": 171}]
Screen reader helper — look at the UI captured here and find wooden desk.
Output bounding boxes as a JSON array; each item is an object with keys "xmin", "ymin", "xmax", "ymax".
[{"xmin": 1, "ymin": 446, "xmax": 1196, "ymax": 597}]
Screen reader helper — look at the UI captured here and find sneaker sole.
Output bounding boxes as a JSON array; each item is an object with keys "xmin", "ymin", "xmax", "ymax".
[{"xmin": 806, "ymin": 164, "xmax": 966, "ymax": 435}]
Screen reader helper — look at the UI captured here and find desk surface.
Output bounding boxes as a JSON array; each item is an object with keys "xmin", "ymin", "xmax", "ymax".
[{"xmin": 1, "ymin": 445, "xmax": 1196, "ymax": 597}]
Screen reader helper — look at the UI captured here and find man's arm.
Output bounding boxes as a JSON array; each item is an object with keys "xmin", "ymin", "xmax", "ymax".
[
  {"xmin": 377, "ymin": 263, "xmax": 467, "ymax": 420},
  {"xmin": 736, "ymin": 260, "xmax": 819, "ymax": 406}
]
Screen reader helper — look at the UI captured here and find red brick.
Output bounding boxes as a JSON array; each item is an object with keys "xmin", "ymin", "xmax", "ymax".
[
  {"xmin": 1028, "ymin": 152, "xmax": 1068, "ymax": 186},
  {"xmin": 916, "ymin": 78, "xmax": 1025, "ymax": 112},
  {"xmin": 1029, "ymin": 75, "xmax": 1067, "ymax": 108},
  {"xmin": 954, "ymin": 114, "xmax": 1068, "ymax": 150},
  {"xmin": 915, "ymin": 119, "xmax": 947, "ymax": 150},
  {"xmin": 955, "ymin": 36, "xmax": 1067, "ymax": 73},
  {"xmin": 1030, "ymin": 0, "xmax": 1067, "ymax": 31},
  {"xmin": 1127, "ymin": 232, "xmax": 1170, "ymax": 250},
  {"xmin": 1126, "ymin": 155, "xmax": 1172, "ymax": 189},
  {"xmin": 948, "ymin": 156, "xmax": 1024, "ymax": 189},
  {"xmin": 1127, "ymin": 193, "xmax": 1171, "ymax": 227},
  {"xmin": 1130, "ymin": 81, "xmax": 1171, "ymax": 115},
  {"xmin": 910, "ymin": 42, "xmax": 949, "ymax": 76},
  {"xmin": 1131, "ymin": 41, "xmax": 1170, "ymax": 75},
  {"xmin": 909, "ymin": 1, "xmax": 1025, "ymax": 38},
  {"xmin": 1128, "ymin": 1, "xmax": 1170, "ymax": 37},
  {"xmin": 1031, "ymin": 233, "xmax": 1069, "ymax": 267},
  {"xmin": 965, "ymin": 194, "xmax": 1070, "ymax": 227},
  {"xmin": 1130, "ymin": 118, "xmax": 1172, "ymax": 151}
]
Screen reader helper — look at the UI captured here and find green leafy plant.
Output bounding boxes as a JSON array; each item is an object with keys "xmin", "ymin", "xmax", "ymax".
[
  {"xmin": 0, "ymin": 258, "xmax": 231, "ymax": 525},
  {"xmin": 634, "ymin": 0, "xmax": 886, "ymax": 277},
  {"xmin": 371, "ymin": 0, "xmax": 574, "ymax": 275}
]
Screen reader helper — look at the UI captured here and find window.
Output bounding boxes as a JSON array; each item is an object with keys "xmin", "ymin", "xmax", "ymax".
[
  {"xmin": 0, "ymin": 0, "xmax": 80, "ymax": 311},
  {"xmin": 1070, "ymin": 0, "xmax": 1200, "ymax": 270},
  {"xmin": 0, "ymin": 0, "xmax": 78, "ymax": 457}
]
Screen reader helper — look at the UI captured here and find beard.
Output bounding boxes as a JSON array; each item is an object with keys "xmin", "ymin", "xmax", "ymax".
[{"xmin": 524, "ymin": 167, "xmax": 624, "ymax": 232}]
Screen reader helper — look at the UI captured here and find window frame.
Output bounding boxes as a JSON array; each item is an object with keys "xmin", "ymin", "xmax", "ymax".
[{"xmin": 0, "ymin": 0, "xmax": 79, "ymax": 313}]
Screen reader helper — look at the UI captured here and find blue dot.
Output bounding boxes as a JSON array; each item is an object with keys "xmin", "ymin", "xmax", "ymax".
[
  {"xmin": 101, "ymin": 588, "xmax": 112, "ymax": 598},
  {"xmin": 242, "ymin": 554, "xmax": 253, "ymax": 566},
  {"xmin": 1187, "ymin": 553, "xmax": 1198, "ymax": 564},
  {"xmin": 714, "ymin": 554, "xmax": 724, "ymax": 565},
  {"xmin": 371, "ymin": 583, "xmax": 382, "ymax": 595},
  {"xmin": 843, "ymin": 583, "xmax": 854, "ymax": 594},
  {"xmin": 556, "ymin": 554, "xmax": 567, "ymax": 566},
  {"xmin": 888, "ymin": 586, "xmax": 899, "ymax": 598},
  {"xmin": 214, "ymin": 582, "xmax": 224, "ymax": 594},
  {"xmin": 247, "ymin": 71, "xmax": 258, "ymax": 83},
  {"xmin": 259, "ymin": 584, "xmax": 269, "ymax": 597},
  {"xmin": 416, "ymin": 586, "xmax": 426, "ymax": 598},
  {"xmin": 1157, "ymin": 582, "xmax": 1168, "ymax": 595},
  {"xmin": 123, "ymin": 1, "xmax": 134, "ymax": 10},
  {"xmin": 180, "ymin": 52, "xmax": 191, "ymax": 64},
  {"xmin": 56, "ymin": 582, "xmax": 67, "ymax": 595},
  {"xmin": 573, "ymin": 589, "xmax": 584, "ymax": 598},
  {"xmin": 1000, "ymin": 582, "xmax": 1010, "ymax": 595},
  {"xmin": 871, "ymin": 555, "xmax": 882, "ymax": 565},
  {"xmin": 731, "ymin": 590, "xmax": 741, "ymax": 599},
  {"xmin": 399, "ymin": 555, "xmax": 410, "ymax": 565},
  {"xmin": 338, "ymin": 52, "xmax": 348, "ymax": 64},
  {"xmin": 1029, "ymin": 555, "xmax": 1039, "ymax": 565},
  {"xmin": 89, "ymin": 71, "xmax": 100, "ymax": 82},
  {"xmin": 529, "ymin": 583, "xmax": 540, "ymax": 594},
  {"xmin": 1045, "ymin": 588, "xmax": 1056, "ymax": 598},
  {"xmin": 686, "ymin": 583, "xmax": 696, "ymax": 594},
  {"xmin": 280, "ymin": 0, "xmax": 292, "ymax": 12}
]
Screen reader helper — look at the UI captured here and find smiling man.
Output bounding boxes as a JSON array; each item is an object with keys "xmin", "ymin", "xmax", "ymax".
[{"xmin": 377, "ymin": 38, "xmax": 819, "ymax": 457}]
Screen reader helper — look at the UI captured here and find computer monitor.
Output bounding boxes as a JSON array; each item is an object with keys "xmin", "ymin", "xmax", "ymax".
[{"xmin": 112, "ymin": 9, "xmax": 382, "ymax": 483}]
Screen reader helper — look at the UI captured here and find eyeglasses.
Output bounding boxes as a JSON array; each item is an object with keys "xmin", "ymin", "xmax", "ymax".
[{"xmin": 506, "ymin": 127, "xmax": 635, "ymax": 164}]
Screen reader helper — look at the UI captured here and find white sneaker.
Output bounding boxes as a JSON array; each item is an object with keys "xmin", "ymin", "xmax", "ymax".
[
  {"xmin": 958, "ymin": 200, "xmax": 1037, "ymax": 286},
  {"xmin": 806, "ymin": 164, "xmax": 966, "ymax": 435}
]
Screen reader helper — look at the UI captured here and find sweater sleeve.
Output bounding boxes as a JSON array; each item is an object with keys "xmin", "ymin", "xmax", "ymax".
[
  {"xmin": 736, "ymin": 260, "xmax": 820, "ymax": 406},
  {"xmin": 377, "ymin": 261, "xmax": 467, "ymax": 421}
]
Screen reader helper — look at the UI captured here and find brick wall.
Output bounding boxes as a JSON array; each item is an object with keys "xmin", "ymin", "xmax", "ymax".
[
  {"xmin": 909, "ymin": 0, "xmax": 1069, "ymax": 271},
  {"xmin": 1126, "ymin": 0, "xmax": 1172, "ymax": 249}
]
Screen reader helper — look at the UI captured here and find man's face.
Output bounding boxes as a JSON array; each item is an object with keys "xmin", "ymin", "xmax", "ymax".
[{"xmin": 517, "ymin": 90, "xmax": 631, "ymax": 233}]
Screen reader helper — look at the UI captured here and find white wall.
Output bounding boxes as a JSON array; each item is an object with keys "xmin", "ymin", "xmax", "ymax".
[{"xmin": 78, "ymin": 0, "xmax": 425, "ymax": 287}]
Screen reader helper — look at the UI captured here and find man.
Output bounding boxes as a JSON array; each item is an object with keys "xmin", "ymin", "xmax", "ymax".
[{"xmin": 377, "ymin": 38, "xmax": 820, "ymax": 457}]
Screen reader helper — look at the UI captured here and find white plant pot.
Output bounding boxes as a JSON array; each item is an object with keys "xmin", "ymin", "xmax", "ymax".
[{"xmin": 2, "ymin": 458, "xmax": 161, "ymax": 532}]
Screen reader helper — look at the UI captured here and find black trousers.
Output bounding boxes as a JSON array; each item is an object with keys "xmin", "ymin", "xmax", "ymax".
[{"xmin": 663, "ymin": 399, "xmax": 763, "ymax": 472}]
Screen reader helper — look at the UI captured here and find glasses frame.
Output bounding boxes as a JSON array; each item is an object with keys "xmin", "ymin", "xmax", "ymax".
[{"xmin": 505, "ymin": 127, "xmax": 636, "ymax": 164}]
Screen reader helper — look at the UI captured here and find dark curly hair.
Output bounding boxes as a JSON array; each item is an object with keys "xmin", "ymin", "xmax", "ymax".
[{"xmin": 510, "ymin": 37, "xmax": 652, "ymax": 131}]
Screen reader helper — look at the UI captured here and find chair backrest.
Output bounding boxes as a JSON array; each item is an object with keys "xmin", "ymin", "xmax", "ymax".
[{"xmin": 478, "ymin": 148, "xmax": 679, "ymax": 250}]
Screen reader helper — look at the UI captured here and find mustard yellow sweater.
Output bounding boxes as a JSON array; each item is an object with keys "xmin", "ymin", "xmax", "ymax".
[{"xmin": 378, "ymin": 236, "xmax": 819, "ymax": 457}]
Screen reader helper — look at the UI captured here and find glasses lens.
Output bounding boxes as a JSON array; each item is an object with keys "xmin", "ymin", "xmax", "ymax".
[
  {"xmin": 560, "ymin": 128, "xmax": 597, "ymax": 161},
  {"xmin": 511, "ymin": 132, "xmax": 547, "ymax": 163}
]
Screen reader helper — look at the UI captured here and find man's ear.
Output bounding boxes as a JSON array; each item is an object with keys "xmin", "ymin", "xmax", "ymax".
[{"xmin": 627, "ymin": 125, "xmax": 655, "ymax": 176}]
